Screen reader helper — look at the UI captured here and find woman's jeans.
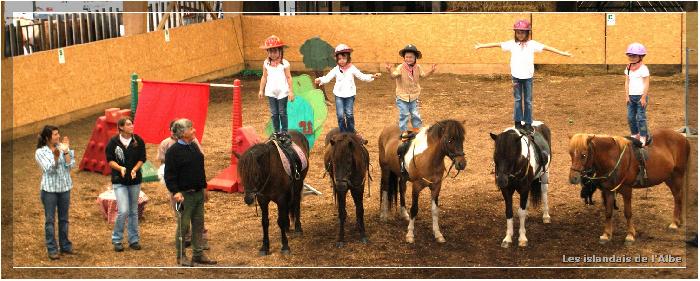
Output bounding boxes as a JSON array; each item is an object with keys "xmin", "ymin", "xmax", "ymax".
[
  {"xmin": 41, "ymin": 190, "xmax": 72, "ymax": 254},
  {"xmin": 112, "ymin": 184, "xmax": 140, "ymax": 245}
]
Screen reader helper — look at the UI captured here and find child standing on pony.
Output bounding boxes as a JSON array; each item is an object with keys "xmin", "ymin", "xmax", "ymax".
[
  {"xmin": 624, "ymin": 42, "xmax": 651, "ymax": 146},
  {"xmin": 384, "ymin": 44, "xmax": 437, "ymax": 141},
  {"xmin": 475, "ymin": 19, "xmax": 572, "ymax": 133},
  {"xmin": 258, "ymin": 35, "xmax": 294, "ymax": 138},
  {"xmin": 315, "ymin": 44, "xmax": 381, "ymax": 135}
]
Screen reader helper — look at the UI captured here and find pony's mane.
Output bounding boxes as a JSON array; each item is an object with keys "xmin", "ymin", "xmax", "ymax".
[
  {"xmin": 427, "ymin": 119, "xmax": 465, "ymax": 140},
  {"xmin": 569, "ymin": 133, "xmax": 630, "ymax": 153}
]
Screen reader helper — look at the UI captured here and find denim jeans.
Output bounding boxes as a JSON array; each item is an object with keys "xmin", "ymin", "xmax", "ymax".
[
  {"xmin": 396, "ymin": 98, "xmax": 423, "ymax": 131},
  {"xmin": 335, "ymin": 96, "xmax": 356, "ymax": 133},
  {"xmin": 268, "ymin": 97, "xmax": 288, "ymax": 133},
  {"xmin": 512, "ymin": 77, "xmax": 533, "ymax": 125},
  {"xmin": 627, "ymin": 95, "xmax": 649, "ymax": 137},
  {"xmin": 41, "ymin": 190, "xmax": 72, "ymax": 255},
  {"xmin": 112, "ymin": 184, "xmax": 140, "ymax": 245}
]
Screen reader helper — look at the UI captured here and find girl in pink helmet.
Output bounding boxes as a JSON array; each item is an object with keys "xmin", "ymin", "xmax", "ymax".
[
  {"xmin": 475, "ymin": 19, "xmax": 572, "ymax": 133},
  {"xmin": 258, "ymin": 35, "xmax": 294, "ymax": 137},
  {"xmin": 315, "ymin": 44, "xmax": 381, "ymax": 134},
  {"xmin": 624, "ymin": 42, "xmax": 650, "ymax": 145}
]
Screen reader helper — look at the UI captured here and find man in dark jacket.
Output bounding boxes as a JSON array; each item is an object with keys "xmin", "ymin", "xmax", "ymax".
[{"xmin": 164, "ymin": 119, "xmax": 216, "ymax": 266}]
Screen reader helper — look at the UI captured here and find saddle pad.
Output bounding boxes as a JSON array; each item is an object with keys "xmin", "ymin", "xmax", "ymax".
[
  {"xmin": 272, "ymin": 141, "xmax": 308, "ymax": 177},
  {"xmin": 403, "ymin": 126, "xmax": 430, "ymax": 169}
]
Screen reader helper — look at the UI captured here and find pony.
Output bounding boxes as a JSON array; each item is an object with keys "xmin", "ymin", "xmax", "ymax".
[
  {"xmin": 238, "ymin": 130, "xmax": 310, "ymax": 255},
  {"xmin": 323, "ymin": 128, "xmax": 371, "ymax": 247},
  {"xmin": 378, "ymin": 119, "xmax": 467, "ymax": 243},
  {"xmin": 568, "ymin": 128, "xmax": 690, "ymax": 244},
  {"xmin": 490, "ymin": 122, "xmax": 552, "ymax": 248}
]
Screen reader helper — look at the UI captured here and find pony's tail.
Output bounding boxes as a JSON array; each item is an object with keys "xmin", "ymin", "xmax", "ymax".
[
  {"xmin": 529, "ymin": 179, "xmax": 542, "ymax": 208},
  {"xmin": 387, "ymin": 171, "xmax": 399, "ymax": 209}
]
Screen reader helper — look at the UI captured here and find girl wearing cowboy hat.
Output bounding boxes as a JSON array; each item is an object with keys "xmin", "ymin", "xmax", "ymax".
[
  {"xmin": 315, "ymin": 43, "xmax": 381, "ymax": 134},
  {"xmin": 384, "ymin": 44, "xmax": 437, "ymax": 140},
  {"xmin": 258, "ymin": 35, "xmax": 294, "ymax": 136},
  {"xmin": 475, "ymin": 19, "xmax": 571, "ymax": 133},
  {"xmin": 624, "ymin": 42, "xmax": 651, "ymax": 145}
]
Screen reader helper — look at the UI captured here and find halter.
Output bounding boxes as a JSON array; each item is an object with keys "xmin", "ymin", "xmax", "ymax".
[
  {"xmin": 326, "ymin": 138, "xmax": 372, "ymax": 202},
  {"xmin": 570, "ymin": 138, "xmax": 631, "ymax": 192},
  {"xmin": 409, "ymin": 127, "xmax": 466, "ymax": 184}
]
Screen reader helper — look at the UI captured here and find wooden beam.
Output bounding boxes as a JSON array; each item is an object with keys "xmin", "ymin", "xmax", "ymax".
[
  {"xmin": 201, "ymin": 1, "xmax": 219, "ymax": 21},
  {"xmin": 157, "ymin": 1, "xmax": 176, "ymax": 30}
]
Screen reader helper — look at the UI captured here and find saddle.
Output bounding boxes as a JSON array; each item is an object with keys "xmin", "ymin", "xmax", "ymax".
[
  {"xmin": 270, "ymin": 133, "xmax": 307, "ymax": 181},
  {"xmin": 518, "ymin": 128, "xmax": 550, "ymax": 176},
  {"xmin": 397, "ymin": 130, "xmax": 418, "ymax": 178},
  {"xmin": 624, "ymin": 136, "xmax": 651, "ymax": 186}
]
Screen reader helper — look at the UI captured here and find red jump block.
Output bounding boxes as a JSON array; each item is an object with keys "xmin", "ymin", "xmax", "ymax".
[{"xmin": 80, "ymin": 108, "xmax": 131, "ymax": 175}]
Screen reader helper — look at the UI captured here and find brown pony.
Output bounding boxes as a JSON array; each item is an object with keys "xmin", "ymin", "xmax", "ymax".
[
  {"xmin": 323, "ymin": 128, "xmax": 371, "ymax": 248},
  {"xmin": 239, "ymin": 130, "xmax": 310, "ymax": 255},
  {"xmin": 568, "ymin": 128, "xmax": 690, "ymax": 244},
  {"xmin": 378, "ymin": 119, "xmax": 467, "ymax": 244}
]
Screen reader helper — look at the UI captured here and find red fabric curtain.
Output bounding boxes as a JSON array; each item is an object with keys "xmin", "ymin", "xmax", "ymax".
[{"xmin": 133, "ymin": 81, "xmax": 210, "ymax": 144}]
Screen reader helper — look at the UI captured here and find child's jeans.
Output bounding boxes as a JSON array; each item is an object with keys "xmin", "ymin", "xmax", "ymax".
[
  {"xmin": 512, "ymin": 77, "xmax": 533, "ymax": 125},
  {"xmin": 335, "ymin": 96, "xmax": 356, "ymax": 133},
  {"xmin": 396, "ymin": 98, "xmax": 423, "ymax": 132},
  {"xmin": 268, "ymin": 97, "xmax": 288, "ymax": 133},
  {"xmin": 627, "ymin": 95, "xmax": 649, "ymax": 137}
]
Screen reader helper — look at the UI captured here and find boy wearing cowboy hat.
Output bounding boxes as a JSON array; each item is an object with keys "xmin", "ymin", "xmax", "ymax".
[{"xmin": 384, "ymin": 44, "xmax": 437, "ymax": 140}]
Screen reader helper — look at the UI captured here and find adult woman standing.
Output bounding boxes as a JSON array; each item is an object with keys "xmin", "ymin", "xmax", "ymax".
[
  {"xmin": 105, "ymin": 117, "xmax": 146, "ymax": 252},
  {"xmin": 35, "ymin": 125, "xmax": 75, "ymax": 260}
]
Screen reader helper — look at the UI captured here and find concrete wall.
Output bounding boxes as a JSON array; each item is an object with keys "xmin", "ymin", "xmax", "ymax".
[{"xmin": 9, "ymin": 16, "xmax": 245, "ymax": 139}]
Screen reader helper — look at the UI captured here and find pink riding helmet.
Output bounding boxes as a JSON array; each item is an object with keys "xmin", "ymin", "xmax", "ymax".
[
  {"xmin": 513, "ymin": 19, "xmax": 531, "ymax": 31},
  {"xmin": 626, "ymin": 43, "xmax": 647, "ymax": 56}
]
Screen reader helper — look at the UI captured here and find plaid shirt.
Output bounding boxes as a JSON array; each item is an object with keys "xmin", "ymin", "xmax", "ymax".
[{"xmin": 35, "ymin": 146, "xmax": 75, "ymax": 193}]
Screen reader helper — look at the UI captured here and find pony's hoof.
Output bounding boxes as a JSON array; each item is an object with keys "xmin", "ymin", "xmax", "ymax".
[
  {"xmin": 335, "ymin": 242, "xmax": 344, "ymax": 248},
  {"xmin": 501, "ymin": 240, "xmax": 511, "ymax": 248},
  {"xmin": 669, "ymin": 223, "xmax": 679, "ymax": 230},
  {"xmin": 293, "ymin": 230, "xmax": 304, "ymax": 238},
  {"xmin": 599, "ymin": 235, "xmax": 610, "ymax": 244},
  {"xmin": 406, "ymin": 235, "xmax": 415, "ymax": 244},
  {"xmin": 379, "ymin": 215, "xmax": 388, "ymax": 222},
  {"xmin": 436, "ymin": 236, "xmax": 446, "ymax": 243},
  {"xmin": 518, "ymin": 239, "xmax": 528, "ymax": 248},
  {"xmin": 280, "ymin": 248, "xmax": 291, "ymax": 255},
  {"xmin": 401, "ymin": 211, "xmax": 410, "ymax": 221},
  {"xmin": 360, "ymin": 237, "xmax": 369, "ymax": 244},
  {"xmin": 624, "ymin": 235, "xmax": 636, "ymax": 246},
  {"xmin": 543, "ymin": 216, "xmax": 551, "ymax": 224},
  {"xmin": 258, "ymin": 250, "xmax": 269, "ymax": 256}
]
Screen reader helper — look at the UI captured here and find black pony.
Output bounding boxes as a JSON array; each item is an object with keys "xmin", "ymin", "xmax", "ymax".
[
  {"xmin": 490, "ymin": 122, "xmax": 551, "ymax": 248},
  {"xmin": 238, "ymin": 130, "xmax": 309, "ymax": 255}
]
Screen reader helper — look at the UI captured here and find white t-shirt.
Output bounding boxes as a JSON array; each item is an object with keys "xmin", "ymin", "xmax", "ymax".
[
  {"xmin": 317, "ymin": 65, "xmax": 375, "ymax": 98},
  {"xmin": 263, "ymin": 59, "xmax": 290, "ymax": 99},
  {"xmin": 624, "ymin": 65, "xmax": 650, "ymax": 96},
  {"xmin": 501, "ymin": 40, "xmax": 545, "ymax": 79}
]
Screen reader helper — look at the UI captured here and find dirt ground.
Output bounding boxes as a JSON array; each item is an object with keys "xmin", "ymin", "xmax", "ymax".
[{"xmin": 3, "ymin": 71, "xmax": 698, "ymax": 278}]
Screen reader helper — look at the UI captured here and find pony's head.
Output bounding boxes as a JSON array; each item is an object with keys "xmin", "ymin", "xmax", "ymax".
[
  {"xmin": 568, "ymin": 133, "xmax": 629, "ymax": 185},
  {"xmin": 326, "ymin": 132, "xmax": 365, "ymax": 193},
  {"xmin": 238, "ymin": 143, "xmax": 274, "ymax": 206},
  {"xmin": 490, "ymin": 130, "xmax": 529, "ymax": 189},
  {"xmin": 428, "ymin": 119, "xmax": 467, "ymax": 170}
]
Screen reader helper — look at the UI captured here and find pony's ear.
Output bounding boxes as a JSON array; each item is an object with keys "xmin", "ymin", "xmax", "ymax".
[
  {"xmin": 489, "ymin": 132, "xmax": 498, "ymax": 141},
  {"xmin": 461, "ymin": 119, "xmax": 467, "ymax": 125},
  {"xmin": 329, "ymin": 139, "xmax": 336, "ymax": 146},
  {"xmin": 233, "ymin": 151, "xmax": 241, "ymax": 159},
  {"xmin": 586, "ymin": 135, "xmax": 595, "ymax": 146},
  {"xmin": 567, "ymin": 133, "xmax": 574, "ymax": 140}
]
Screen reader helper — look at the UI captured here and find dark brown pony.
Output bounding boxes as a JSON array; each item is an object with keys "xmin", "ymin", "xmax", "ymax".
[
  {"xmin": 239, "ymin": 130, "xmax": 310, "ymax": 255},
  {"xmin": 568, "ymin": 128, "xmax": 690, "ymax": 245},
  {"xmin": 323, "ymin": 128, "xmax": 371, "ymax": 248},
  {"xmin": 378, "ymin": 119, "xmax": 467, "ymax": 244},
  {"xmin": 490, "ymin": 122, "xmax": 552, "ymax": 248}
]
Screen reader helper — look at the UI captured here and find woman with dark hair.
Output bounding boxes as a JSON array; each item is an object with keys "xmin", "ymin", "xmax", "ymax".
[
  {"xmin": 105, "ymin": 116, "xmax": 146, "ymax": 252},
  {"xmin": 35, "ymin": 125, "xmax": 75, "ymax": 260}
]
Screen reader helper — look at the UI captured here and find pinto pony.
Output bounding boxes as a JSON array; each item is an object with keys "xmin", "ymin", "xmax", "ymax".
[{"xmin": 378, "ymin": 119, "xmax": 467, "ymax": 243}]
